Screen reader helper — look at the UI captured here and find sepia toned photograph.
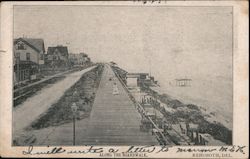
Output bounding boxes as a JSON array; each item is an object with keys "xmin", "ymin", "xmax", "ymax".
[{"xmin": 12, "ymin": 4, "xmax": 233, "ymax": 147}]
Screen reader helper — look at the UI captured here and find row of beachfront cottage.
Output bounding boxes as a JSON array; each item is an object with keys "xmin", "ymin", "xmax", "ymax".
[{"xmin": 13, "ymin": 37, "xmax": 91, "ymax": 85}]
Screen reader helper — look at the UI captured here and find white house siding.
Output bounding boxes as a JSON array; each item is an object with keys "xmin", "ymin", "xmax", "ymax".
[
  {"xmin": 127, "ymin": 77, "xmax": 138, "ymax": 87},
  {"xmin": 14, "ymin": 42, "xmax": 40, "ymax": 84},
  {"xmin": 14, "ymin": 43, "xmax": 39, "ymax": 64}
]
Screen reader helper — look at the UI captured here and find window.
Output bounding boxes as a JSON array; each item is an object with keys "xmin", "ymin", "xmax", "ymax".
[
  {"xmin": 26, "ymin": 53, "xmax": 30, "ymax": 61},
  {"xmin": 53, "ymin": 55, "xmax": 57, "ymax": 60},
  {"xmin": 17, "ymin": 42, "xmax": 25, "ymax": 50},
  {"xmin": 15, "ymin": 52, "xmax": 20, "ymax": 61},
  {"xmin": 24, "ymin": 70, "xmax": 29, "ymax": 80},
  {"xmin": 20, "ymin": 70, "xmax": 24, "ymax": 81},
  {"xmin": 15, "ymin": 52, "xmax": 20, "ymax": 58},
  {"xmin": 40, "ymin": 54, "xmax": 44, "ymax": 60}
]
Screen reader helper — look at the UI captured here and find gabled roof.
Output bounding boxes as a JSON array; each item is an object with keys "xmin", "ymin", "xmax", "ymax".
[
  {"xmin": 175, "ymin": 78, "xmax": 192, "ymax": 81},
  {"xmin": 47, "ymin": 46, "xmax": 69, "ymax": 57},
  {"xmin": 79, "ymin": 52, "xmax": 88, "ymax": 57},
  {"xmin": 127, "ymin": 73, "xmax": 148, "ymax": 78},
  {"xmin": 69, "ymin": 53, "xmax": 89, "ymax": 58},
  {"xmin": 113, "ymin": 66, "xmax": 128, "ymax": 75},
  {"xmin": 14, "ymin": 38, "xmax": 45, "ymax": 53},
  {"xmin": 128, "ymin": 73, "xmax": 149, "ymax": 76}
]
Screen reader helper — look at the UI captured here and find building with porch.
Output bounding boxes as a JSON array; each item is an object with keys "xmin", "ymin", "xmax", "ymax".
[
  {"xmin": 126, "ymin": 73, "xmax": 149, "ymax": 87},
  {"xmin": 68, "ymin": 52, "xmax": 90, "ymax": 66},
  {"xmin": 13, "ymin": 38, "xmax": 45, "ymax": 85},
  {"xmin": 45, "ymin": 45, "xmax": 69, "ymax": 69}
]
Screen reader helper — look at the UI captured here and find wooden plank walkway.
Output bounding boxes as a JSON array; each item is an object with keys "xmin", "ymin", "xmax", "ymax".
[{"xmin": 77, "ymin": 64, "xmax": 158, "ymax": 145}]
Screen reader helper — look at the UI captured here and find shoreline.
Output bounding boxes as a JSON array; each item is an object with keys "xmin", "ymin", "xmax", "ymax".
[
  {"xmin": 150, "ymin": 86, "xmax": 233, "ymax": 131},
  {"xmin": 142, "ymin": 85, "xmax": 232, "ymax": 145}
]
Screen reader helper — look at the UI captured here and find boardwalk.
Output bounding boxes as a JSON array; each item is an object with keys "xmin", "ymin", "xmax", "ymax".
[
  {"xmin": 32, "ymin": 64, "xmax": 158, "ymax": 146},
  {"xmin": 77, "ymin": 64, "xmax": 158, "ymax": 145}
]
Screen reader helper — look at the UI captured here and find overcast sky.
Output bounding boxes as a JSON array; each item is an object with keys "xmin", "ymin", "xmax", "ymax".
[{"xmin": 14, "ymin": 5, "xmax": 233, "ymax": 83}]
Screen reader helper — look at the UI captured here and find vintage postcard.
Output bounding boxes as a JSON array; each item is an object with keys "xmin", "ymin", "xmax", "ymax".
[{"xmin": 0, "ymin": 0, "xmax": 248, "ymax": 158}]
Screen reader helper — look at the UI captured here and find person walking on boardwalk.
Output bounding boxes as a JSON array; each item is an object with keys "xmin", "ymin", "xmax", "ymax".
[{"xmin": 113, "ymin": 82, "xmax": 119, "ymax": 95}]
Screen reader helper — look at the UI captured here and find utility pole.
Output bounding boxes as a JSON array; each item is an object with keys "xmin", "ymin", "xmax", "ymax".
[
  {"xmin": 149, "ymin": 58, "xmax": 152, "ymax": 77},
  {"xmin": 71, "ymin": 102, "xmax": 78, "ymax": 146},
  {"xmin": 73, "ymin": 114, "xmax": 75, "ymax": 145},
  {"xmin": 17, "ymin": 54, "xmax": 20, "ymax": 85}
]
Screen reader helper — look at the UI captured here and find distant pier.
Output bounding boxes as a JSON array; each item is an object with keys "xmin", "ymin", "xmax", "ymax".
[{"xmin": 175, "ymin": 78, "xmax": 192, "ymax": 87}]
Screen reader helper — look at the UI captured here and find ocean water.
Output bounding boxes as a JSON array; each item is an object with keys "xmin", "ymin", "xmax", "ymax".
[{"xmin": 156, "ymin": 76, "xmax": 233, "ymax": 130}]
